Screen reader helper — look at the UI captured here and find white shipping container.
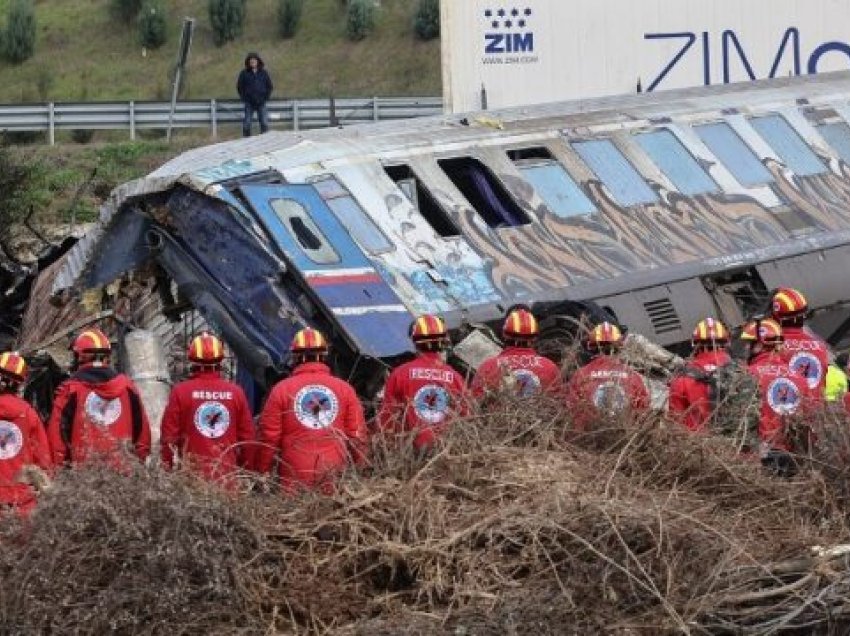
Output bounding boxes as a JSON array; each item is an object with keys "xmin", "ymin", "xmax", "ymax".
[{"xmin": 441, "ymin": 0, "xmax": 850, "ymax": 113}]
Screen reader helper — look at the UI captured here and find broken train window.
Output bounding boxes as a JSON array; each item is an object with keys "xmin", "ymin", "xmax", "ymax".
[
  {"xmin": 383, "ymin": 164, "xmax": 461, "ymax": 237},
  {"xmin": 270, "ymin": 198, "xmax": 340, "ymax": 265},
  {"xmin": 312, "ymin": 177, "xmax": 393, "ymax": 254},
  {"xmin": 507, "ymin": 146, "xmax": 597, "ymax": 218}
]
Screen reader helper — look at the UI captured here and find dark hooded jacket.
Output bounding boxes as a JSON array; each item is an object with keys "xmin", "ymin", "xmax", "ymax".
[{"xmin": 237, "ymin": 52, "xmax": 273, "ymax": 107}]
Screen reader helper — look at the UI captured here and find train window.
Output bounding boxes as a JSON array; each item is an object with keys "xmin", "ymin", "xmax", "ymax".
[
  {"xmin": 817, "ymin": 121, "xmax": 850, "ymax": 165},
  {"xmin": 635, "ymin": 130, "xmax": 719, "ymax": 196},
  {"xmin": 270, "ymin": 198, "xmax": 340, "ymax": 265},
  {"xmin": 438, "ymin": 157, "xmax": 532, "ymax": 228},
  {"xmin": 695, "ymin": 122, "xmax": 774, "ymax": 187},
  {"xmin": 750, "ymin": 115, "xmax": 827, "ymax": 176},
  {"xmin": 312, "ymin": 177, "xmax": 393, "ymax": 254},
  {"xmin": 508, "ymin": 147, "xmax": 596, "ymax": 218},
  {"xmin": 384, "ymin": 164, "xmax": 461, "ymax": 237},
  {"xmin": 571, "ymin": 139, "xmax": 658, "ymax": 207}
]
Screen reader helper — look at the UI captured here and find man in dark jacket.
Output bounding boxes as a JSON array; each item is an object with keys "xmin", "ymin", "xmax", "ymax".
[{"xmin": 237, "ymin": 52, "xmax": 273, "ymax": 137}]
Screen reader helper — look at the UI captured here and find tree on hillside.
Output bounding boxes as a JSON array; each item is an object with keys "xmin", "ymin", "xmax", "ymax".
[
  {"xmin": 110, "ymin": 0, "xmax": 143, "ymax": 23},
  {"xmin": 138, "ymin": 0, "xmax": 167, "ymax": 49},
  {"xmin": 4, "ymin": 0, "xmax": 36, "ymax": 65},
  {"xmin": 414, "ymin": 0, "xmax": 439, "ymax": 41},
  {"xmin": 209, "ymin": 0, "xmax": 245, "ymax": 46},
  {"xmin": 278, "ymin": 0, "xmax": 304, "ymax": 39},
  {"xmin": 346, "ymin": 0, "xmax": 377, "ymax": 41}
]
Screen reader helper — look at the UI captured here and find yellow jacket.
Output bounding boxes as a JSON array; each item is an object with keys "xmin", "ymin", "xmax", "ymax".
[{"xmin": 825, "ymin": 364, "xmax": 848, "ymax": 402}]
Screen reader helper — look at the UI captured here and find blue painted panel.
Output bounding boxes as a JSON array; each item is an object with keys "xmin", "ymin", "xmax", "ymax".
[
  {"xmin": 695, "ymin": 122, "xmax": 774, "ymax": 187},
  {"xmin": 818, "ymin": 121, "xmax": 850, "ymax": 165},
  {"xmin": 310, "ymin": 279, "xmax": 400, "ymax": 308},
  {"xmin": 572, "ymin": 139, "xmax": 658, "ymax": 206},
  {"xmin": 519, "ymin": 162, "xmax": 597, "ymax": 217},
  {"xmin": 336, "ymin": 312, "xmax": 414, "ymax": 358},
  {"xmin": 326, "ymin": 196, "xmax": 394, "ymax": 254},
  {"xmin": 636, "ymin": 130, "xmax": 719, "ymax": 196},
  {"xmin": 750, "ymin": 115, "xmax": 826, "ymax": 176}
]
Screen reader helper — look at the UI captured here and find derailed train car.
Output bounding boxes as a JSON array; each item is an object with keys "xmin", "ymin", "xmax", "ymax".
[{"xmin": 47, "ymin": 72, "xmax": 850, "ymax": 398}]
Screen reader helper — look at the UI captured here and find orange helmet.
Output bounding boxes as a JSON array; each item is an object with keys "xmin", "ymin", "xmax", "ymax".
[
  {"xmin": 291, "ymin": 328, "xmax": 329, "ymax": 354},
  {"xmin": 503, "ymin": 308, "xmax": 539, "ymax": 340},
  {"xmin": 741, "ymin": 318, "xmax": 783, "ymax": 345},
  {"xmin": 72, "ymin": 328, "xmax": 112, "ymax": 357},
  {"xmin": 411, "ymin": 314, "xmax": 449, "ymax": 344},
  {"xmin": 188, "ymin": 332, "xmax": 225, "ymax": 364},
  {"xmin": 691, "ymin": 318, "xmax": 729, "ymax": 346},
  {"xmin": 586, "ymin": 322, "xmax": 624, "ymax": 349},
  {"xmin": 771, "ymin": 288, "xmax": 808, "ymax": 320},
  {"xmin": 0, "ymin": 351, "xmax": 27, "ymax": 384}
]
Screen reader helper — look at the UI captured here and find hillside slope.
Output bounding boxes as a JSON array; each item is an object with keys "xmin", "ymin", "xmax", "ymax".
[{"xmin": 0, "ymin": 0, "xmax": 441, "ymax": 102}]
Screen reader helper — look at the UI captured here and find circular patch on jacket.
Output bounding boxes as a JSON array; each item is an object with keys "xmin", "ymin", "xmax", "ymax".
[
  {"xmin": 194, "ymin": 401, "xmax": 231, "ymax": 439},
  {"xmin": 294, "ymin": 385, "xmax": 339, "ymax": 430},
  {"xmin": 766, "ymin": 378, "xmax": 801, "ymax": 415},
  {"xmin": 592, "ymin": 382, "xmax": 628, "ymax": 414},
  {"xmin": 413, "ymin": 384, "xmax": 451, "ymax": 424},
  {"xmin": 789, "ymin": 352, "xmax": 823, "ymax": 389},
  {"xmin": 84, "ymin": 393, "xmax": 122, "ymax": 427},
  {"xmin": 512, "ymin": 369, "xmax": 542, "ymax": 397},
  {"xmin": 0, "ymin": 421, "xmax": 23, "ymax": 460}
]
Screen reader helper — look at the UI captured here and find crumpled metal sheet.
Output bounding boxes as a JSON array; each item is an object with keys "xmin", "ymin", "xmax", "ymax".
[{"xmin": 123, "ymin": 329, "xmax": 171, "ymax": 447}]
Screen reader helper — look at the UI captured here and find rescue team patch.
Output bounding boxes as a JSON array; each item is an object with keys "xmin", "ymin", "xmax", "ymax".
[
  {"xmin": 194, "ymin": 401, "xmax": 231, "ymax": 439},
  {"xmin": 294, "ymin": 385, "xmax": 340, "ymax": 430},
  {"xmin": 512, "ymin": 369, "xmax": 542, "ymax": 397},
  {"xmin": 789, "ymin": 352, "xmax": 823, "ymax": 389},
  {"xmin": 413, "ymin": 384, "xmax": 451, "ymax": 424},
  {"xmin": 766, "ymin": 378, "xmax": 801, "ymax": 415},
  {"xmin": 592, "ymin": 381, "xmax": 628, "ymax": 414},
  {"xmin": 84, "ymin": 393, "xmax": 122, "ymax": 427},
  {"xmin": 0, "ymin": 421, "xmax": 23, "ymax": 460}
]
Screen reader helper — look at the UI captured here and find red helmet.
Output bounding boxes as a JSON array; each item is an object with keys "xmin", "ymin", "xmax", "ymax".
[
  {"xmin": 291, "ymin": 328, "xmax": 329, "ymax": 354},
  {"xmin": 503, "ymin": 308, "xmax": 539, "ymax": 339},
  {"xmin": 411, "ymin": 314, "xmax": 448, "ymax": 345},
  {"xmin": 188, "ymin": 332, "xmax": 224, "ymax": 364},
  {"xmin": 691, "ymin": 318, "xmax": 730, "ymax": 346},
  {"xmin": 741, "ymin": 318, "xmax": 783, "ymax": 345},
  {"xmin": 72, "ymin": 328, "xmax": 112, "ymax": 358},
  {"xmin": 0, "ymin": 351, "xmax": 27, "ymax": 384},
  {"xmin": 586, "ymin": 322, "xmax": 623, "ymax": 349},
  {"xmin": 771, "ymin": 288, "xmax": 808, "ymax": 320}
]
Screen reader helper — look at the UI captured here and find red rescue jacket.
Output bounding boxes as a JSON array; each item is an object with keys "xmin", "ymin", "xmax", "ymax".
[
  {"xmin": 0, "ymin": 392, "xmax": 50, "ymax": 514},
  {"xmin": 160, "ymin": 370, "xmax": 255, "ymax": 482},
  {"xmin": 255, "ymin": 362, "xmax": 367, "ymax": 492},
  {"xmin": 46, "ymin": 366, "xmax": 151, "ymax": 466},
  {"xmin": 565, "ymin": 355, "xmax": 650, "ymax": 431},
  {"xmin": 747, "ymin": 351, "xmax": 818, "ymax": 452},
  {"xmin": 668, "ymin": 350, "xmax": 733, "ymax": 432},
  {"xmin": 471, "ymin": 347, "xmax": 563, "ymax": 398},
  {"xmin": 378, "ymin": 352, "xmax": 468, "ymax": 450},
  {"xmin": 781, "ymin": 326, "xmax": 830, "ymax": 393}
]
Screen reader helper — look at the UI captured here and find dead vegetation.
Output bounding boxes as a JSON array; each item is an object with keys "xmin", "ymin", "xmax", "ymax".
[{"xmin": 2, "ymin": 399, "xmax": 850, "ymax": 635}]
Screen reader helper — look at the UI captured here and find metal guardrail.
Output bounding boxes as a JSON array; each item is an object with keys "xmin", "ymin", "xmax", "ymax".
[{"xmin": 0, "ymin": 96, "xmax": 444, "ymax": 144}]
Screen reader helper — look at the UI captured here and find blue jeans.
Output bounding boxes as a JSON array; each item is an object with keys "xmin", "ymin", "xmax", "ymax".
[{"xmin": 242, "ymin": 102, "xmax": 269, "ymax": 136}]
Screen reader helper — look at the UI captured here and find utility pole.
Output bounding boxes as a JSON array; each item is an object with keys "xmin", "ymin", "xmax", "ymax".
[{"xmin": 167, "ymin": 17, "xmax": 195, "ymax": 142}]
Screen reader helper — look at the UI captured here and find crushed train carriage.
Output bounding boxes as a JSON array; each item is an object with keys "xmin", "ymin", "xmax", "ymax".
[{"xmin": 26, "ymin": 71, "xmax": 850, "ymax": 404}]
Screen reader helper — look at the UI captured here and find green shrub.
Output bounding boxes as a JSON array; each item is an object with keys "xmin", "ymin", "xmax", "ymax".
[
  {"xmin": 346, "ymin": 0, "xmax": 376, "ymax": 41},
  {"xmin": 3, "ymin": 0, "xmax": 36, "ymax": 65},
  {"xmin": 137, "ymin": 0, "xmax": 167, "ymax": 49},
  {"xmin": 277, "ymin": 0, "xmax": 304, "ymax": 39},
  {"xmin": 208, "ymin": 0, "xmax": 245, "ymax": 46},
  {"xmin": 414, "ymin": 0, "xmax": 439, "ymax": 40},
  {"xmin": 110, "ymin": 0, "xmax": 143, "ymax": 22}
]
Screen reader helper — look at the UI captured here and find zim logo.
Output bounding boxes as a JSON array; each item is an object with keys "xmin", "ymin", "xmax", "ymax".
[{"xmin": 484, "ymin": 7, "xmax": 534, "ymax": 55}]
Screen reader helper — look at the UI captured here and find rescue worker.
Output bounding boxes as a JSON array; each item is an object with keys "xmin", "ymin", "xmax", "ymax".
[
  {"xmin": 378, "ymin": 314, "xmax": 467, "ymax": 451},
  {"xmin": 824, "ymin": 352, "xmax": 848, "ymax": 403},
  {"xmin": 0, "ymin": 352, "xmax": 50, "ymax": 517},
  {"xmin": 668, "ymin": 318, "xmax": 733, "ymax": 432},
  {"xmin": 770, "ymin": 287, "xmax": 830, "ymax": 393},
  {"xmin": 742, "ymin": 319, "xmax": 817, "ymax": 471},
  {"xmin": 255, "ymin": 328, "xmax": 367, "ymax": 493},
  {"xmin": 471, "ymin": 307, "xmax": 563, "ymax": 398},
  {"xmin": 565, "ymin": 322, "xmax": 649, "ymax": 431},
  {"xmin": 46, "ymin": 329, "xmax": 151, "ymax": 467},
  {"xmin": 160, "ymin": 332, "xmax": 255, "ymax": 483}
]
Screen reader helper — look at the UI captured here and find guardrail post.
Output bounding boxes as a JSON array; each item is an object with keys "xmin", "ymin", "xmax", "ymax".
[
  {"xmin": 48, "ymin": 102, "xmax": 55, "ymax": 145},
  {"xmin": 293, "ymin": 100, "xmax": 299, "ymax": 132},
  {"xmin": 373, "ymin": 96, "xmax": 379, "ymax": 122},
  {"xmin": 210, "ymin": 99, "xmax": 217, "ymax": 139},
  {"xmin": 129, "ymin": 101, "xmax": 136, "ymax": 140}
]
